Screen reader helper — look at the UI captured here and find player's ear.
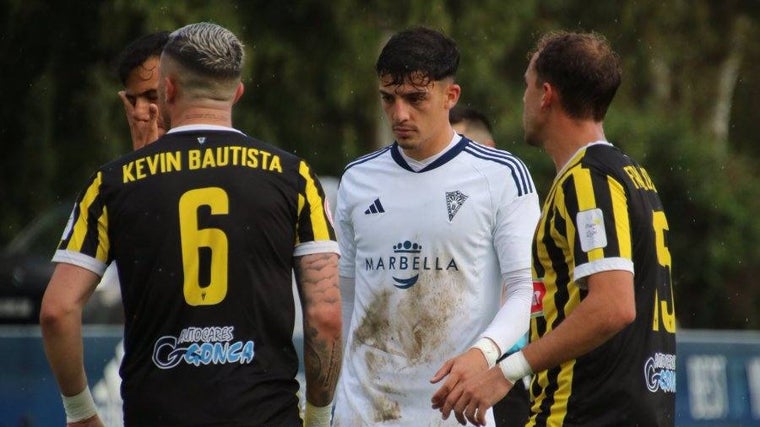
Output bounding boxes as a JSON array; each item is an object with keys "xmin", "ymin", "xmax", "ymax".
[
  {"xmin": 164, "ymin": 76, "xmax": 177, "ymax": 104},
  {"xmin": 232, "ymin": 82, "xmax": 244, "ymax": 105},
  {"xmin": 445, "ymin": 82, "xmax": 461, "ymax": 109},
  {"xmin": 540, "ymin": 82, "xmax": 553, "ymax": 110}
]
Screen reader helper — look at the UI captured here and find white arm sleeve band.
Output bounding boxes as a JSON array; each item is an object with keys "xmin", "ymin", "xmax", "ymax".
[
  {"xmin": 480, "ymin": 268, "xmax": 533, "ymax": 355},
  {"xmin": 340, "ymin": 275, "xmax": 355, "ymax": 349},
  {"xmin": 62, "ymin": 386, "xmax": 97, "ymax": 423},
  {"xmin": 304, "ymin": 400, "xmax": 333, "ymax": 427},
  {"xmin": 471, "ymin": 337, "xmax": 501, "ymax": 368},
  {"xmin": 499, "ymin": 351, "xmax": 534, "ymax": 383}
]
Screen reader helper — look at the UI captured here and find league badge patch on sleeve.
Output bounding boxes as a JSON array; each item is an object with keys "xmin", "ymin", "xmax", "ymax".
[{"xmin": 577, "ymin": 208, "xmax": 607, "ymax": 252}]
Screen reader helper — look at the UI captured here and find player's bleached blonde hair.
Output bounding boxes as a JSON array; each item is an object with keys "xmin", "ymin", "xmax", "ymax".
[{"xmin": 162, "ymin": 22, "xmax": 244, "ymax": 100}]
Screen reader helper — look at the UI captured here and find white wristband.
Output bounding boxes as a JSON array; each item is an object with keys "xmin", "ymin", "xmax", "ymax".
[
  {"xmin": 498, "ymin": 351, "xmax": 533, "ymax": 383},
  {"xmin": 471, "ymin": 337, "xmax": 501, "ymax": 368},
  {"xmin": 61, "ymin": 387, "xmax": 97, "ymax": 423},
  {"xmin": 304, "ymin": 401, "xmax": 332, "ymax": 427}
]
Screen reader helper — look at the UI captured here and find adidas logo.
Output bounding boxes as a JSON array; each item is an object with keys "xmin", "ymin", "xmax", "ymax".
[{"xmin": 364, "ymin": 198, "xmax": 385, "ymax": 215}]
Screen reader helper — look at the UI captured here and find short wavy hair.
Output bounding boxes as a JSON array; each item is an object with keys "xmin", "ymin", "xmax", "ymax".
[
  {"xmin": 376, "ymin": 26, "xmax": 459, "ymax": 86},
  {"xmin": 116, "ymin": 31, "xmax": 170, "ymax": 86},
  {"xmin": 530, "ymin": 31, "xmax": 621, "ymax": 121}
]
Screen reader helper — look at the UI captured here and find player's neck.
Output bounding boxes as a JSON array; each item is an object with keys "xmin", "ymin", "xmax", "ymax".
[
  {"xmin": 402, "ymin": 129, "xmax": 455, "ymax": 161},
  {"xmin": 545, "ymin": 119, "xmax": 605, "ymax": 172},
  {"xmin": 171, "ymin": 104, "xmax": 234, "ymax": 128}
]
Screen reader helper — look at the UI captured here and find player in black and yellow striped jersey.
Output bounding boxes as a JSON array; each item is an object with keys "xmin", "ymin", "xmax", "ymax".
[
  {"xmin": 527, "ymin": 142, "xmax": 676, "ymax": 426},
  {"xmin": 41, "ymin": 23, "xmax": 342, "ymax": 427},
  {"xmin": 434, "ymin": 31, "xmax": 675, "ymax": 427}
]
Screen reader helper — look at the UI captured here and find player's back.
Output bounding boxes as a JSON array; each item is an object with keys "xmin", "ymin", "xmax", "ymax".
[
  {"xmin": 530, "ymin": 142, "xmax": 675, "ymax": 426},
  {"xmin": 66, "ymin": 128, "xmax": 325, "ymax": 426}
]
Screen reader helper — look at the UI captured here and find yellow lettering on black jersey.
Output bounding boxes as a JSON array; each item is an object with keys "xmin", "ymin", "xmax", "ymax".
[{"xmin": 123, "ymin": 152, "xmax": 182, "ymax": 183}]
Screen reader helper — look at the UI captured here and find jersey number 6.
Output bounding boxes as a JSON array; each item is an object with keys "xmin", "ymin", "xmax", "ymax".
[{"xmin": 179, "ymin": 187, "xmax": 229, "ymax": 306}]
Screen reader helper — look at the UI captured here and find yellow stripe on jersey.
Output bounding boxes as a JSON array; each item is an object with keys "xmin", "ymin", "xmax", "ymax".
[
  {"xmin": 67, "ymin": 172, "xmax": 109, "ymax": 263},
  {"xmin": 550, "ymin": 359, "xmax": 575, "ymax": 426},
  {"xmin": 609, "ymin": 176, "xmax": 632, "ymax": 260},
  {"xmin": 571, "ymin": 167, "xmax": 606, "ymax": 263},
  {"xmin": 298, "ymin": 161, "xmax": 331, "ymax": 241}
]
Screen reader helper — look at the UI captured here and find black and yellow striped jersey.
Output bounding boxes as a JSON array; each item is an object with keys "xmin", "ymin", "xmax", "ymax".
[
  {"xmin": 529, "ymin": 142, "xmax": 675, "ymax": 426},
  {"xmin": 54, "ymin": 127, "xmax": 337, "ymax": 426}
]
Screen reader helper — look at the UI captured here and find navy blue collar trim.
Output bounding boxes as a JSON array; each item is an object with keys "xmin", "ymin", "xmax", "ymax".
[{"xmin": 390, "ymin": 137, "xmax": 471, "ymax": 172}]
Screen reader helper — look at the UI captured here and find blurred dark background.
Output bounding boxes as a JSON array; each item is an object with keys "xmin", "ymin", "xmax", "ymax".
[{"xmin": 1, "ymin": 0, "xmax": 759, "ymax": 329}]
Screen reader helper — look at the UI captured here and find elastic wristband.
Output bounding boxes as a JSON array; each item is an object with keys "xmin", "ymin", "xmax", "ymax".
[
  {"xmin": 304, "ymin": 401, "xmax": 332, "ymax": 427},
  {"xmin": 471, "ymin": 337, "xmax": 501, "ymax": 368},
  {"xmin": 498, "ymin": 351, "xmax": 533, "ymax": 383},
  {"xmin": 61, "ymin": 387, "xmax": 97, "ymax": 423}
]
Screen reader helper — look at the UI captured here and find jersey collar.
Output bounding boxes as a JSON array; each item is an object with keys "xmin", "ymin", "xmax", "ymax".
[
  {"xmin": 391, "ymin": 136, "xmax": 470, "ymax": 173},
  {"xmin": 167, "ymin": 124, "xmax": 245, "ymax": 135}
]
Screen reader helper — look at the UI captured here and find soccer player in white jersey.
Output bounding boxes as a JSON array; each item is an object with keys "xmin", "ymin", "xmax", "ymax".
[{"xmin": 333, "ymin": 26, "xmax": 540, "ymax": 426}]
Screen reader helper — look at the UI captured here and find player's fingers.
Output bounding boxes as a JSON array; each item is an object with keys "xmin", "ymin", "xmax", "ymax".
[
  {"xmin": 432, "ymin": 370, "xmax": 461, "ymax": 408},
  {"xmin": 463, "ymin": 404, "xmax": 475, "ymax": 425},
  {"xmin": 118, "ymin": 91, "xmax": 132, "ymax": 111},
  {"xmin": 476, "ymin": 401, "xmax": 489, "ymax": 426},
  {"xmin": 149, "ymin": 103, "xmax": 158, "ymax": 121},
  {"xmin": 430, "ymin": 358, "xmax": 455, "ymax": 383},
  {"xmin": 440, "ymin": 382, "xmax": 464, "ymax": 420},
  {"xmin": 453, "ymin": 399, "xmax": 468, "ymax": 425},
  {"xmin": 431, "ymin": 382, "xmax": 450, "ymax": 409}
]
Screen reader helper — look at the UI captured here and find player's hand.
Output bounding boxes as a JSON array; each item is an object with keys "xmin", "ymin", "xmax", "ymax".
[
  {"xmin": 67, "ymin": 414, "xmax": 104, "ymax": 427},
  {"xmin": 430, "ymin": 347, "xmax": 489, "ymax": 424},
  {"xmin": 436, "ymin": 366, "xmax": 513, "ymax": 426},
  {"xmin": 118, "ymin": 91, "xmax": 161, "ymax": 150}
]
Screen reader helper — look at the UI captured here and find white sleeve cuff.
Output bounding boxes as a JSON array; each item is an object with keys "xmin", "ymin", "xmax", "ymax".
[
  {"xmin": 471, "ymin": 337, "xmax": 501, "ymax": 368},
  {"xmin": 61, "ymin": 387, "xmax": 97, "ymax": 423},
  {"xmin": 498, "ymin": 351, "xmax": 533, "ymax": 383}
]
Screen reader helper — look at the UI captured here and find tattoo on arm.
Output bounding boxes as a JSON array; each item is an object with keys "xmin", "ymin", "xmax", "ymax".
[{"xmin": 296, "ymin": 253, "xmax": 342, "ymax": 406}]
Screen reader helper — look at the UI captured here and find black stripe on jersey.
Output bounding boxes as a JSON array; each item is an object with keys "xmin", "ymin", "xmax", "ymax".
[
  {"xmin": 563, "ymin": 175, "xmax": 589, "ymax": 268},
  {"xmin": 547, "ymin": 208, "xmax": 571, "ymax": 326},
  {"xmin": 465, "ymin": 142, "xmax": 535, "ymax": 195},
  {"xmin": 590, "ymin": 172, "xmax": 621, "ymax": 258},
  {"xmin": 344, "ymin": 145, "xmax": 392, "ymax": 171},
  {"xmin": 81, "ymin": 196, "xmax": 106, "ymax": 257},
  {"xmin": 463, "ymin": 147, "xmax": 534, "ymax": 197},
  {"xmin": 533, "ymin": 365, "xmax": 563, "ymax": 426}
]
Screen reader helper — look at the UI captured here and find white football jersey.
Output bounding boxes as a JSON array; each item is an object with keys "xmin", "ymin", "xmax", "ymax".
[{"xmin": 333, "ymin": 137, "xmax": 540, "ymax": 426}]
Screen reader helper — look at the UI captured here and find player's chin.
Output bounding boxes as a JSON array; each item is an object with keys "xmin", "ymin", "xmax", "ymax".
[{"xmin": 395, "ymin": 137, "xmax": 418, "ymax": 150}]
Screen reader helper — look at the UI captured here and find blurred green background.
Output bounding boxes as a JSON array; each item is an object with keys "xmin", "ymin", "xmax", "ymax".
[{"xmin": 1, "ymin": 0, "xmax": 758, "ymax": 329}]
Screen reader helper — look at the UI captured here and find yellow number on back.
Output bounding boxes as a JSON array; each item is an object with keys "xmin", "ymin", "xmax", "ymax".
[
  {"xmin": 652, "ymin": 211, "xmax": 676, "ymax": 333},
  {"xmin": 178, "ymin": 187, "xmax": 229, "ymax": 306}
]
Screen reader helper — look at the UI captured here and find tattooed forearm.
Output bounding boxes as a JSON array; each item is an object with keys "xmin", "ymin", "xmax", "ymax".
[
  {"xmin": 297, "ymin": 252, "xmax": 343, "ymax": 406},
  {"xmin": 304, "ymin": 325, "xmax": 342, "ymax": 405}
]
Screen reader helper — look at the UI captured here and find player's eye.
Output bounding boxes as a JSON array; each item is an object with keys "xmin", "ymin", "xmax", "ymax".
[{"xmin": 407, "ymin": 93, "xmax": 425, "ymax": 104}]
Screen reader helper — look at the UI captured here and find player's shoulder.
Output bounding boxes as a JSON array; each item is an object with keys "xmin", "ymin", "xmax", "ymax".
[
  {"xmin": 461, "ymin": 140, "xmax": 535, "ymax": 195},
  {"xmin": 343, "ymin": 144, "xmax": 394, "ymax": 173},
  {"xmin": 573, "ymin": 141, "xmax": 636, "ymax": 177},
  {"xmin": 461, "ymin": 140, "xmax": 530, "ymax": 169}
]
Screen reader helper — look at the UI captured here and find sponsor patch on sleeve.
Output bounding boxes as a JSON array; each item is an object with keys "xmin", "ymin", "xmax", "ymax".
[
  {"xmin": 577, "ymin": 208, "xmax": 607, "ymax": 252},
  {"xmin": 531, "ymin": 279, "xmax": 546, "ymax": 318}
]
